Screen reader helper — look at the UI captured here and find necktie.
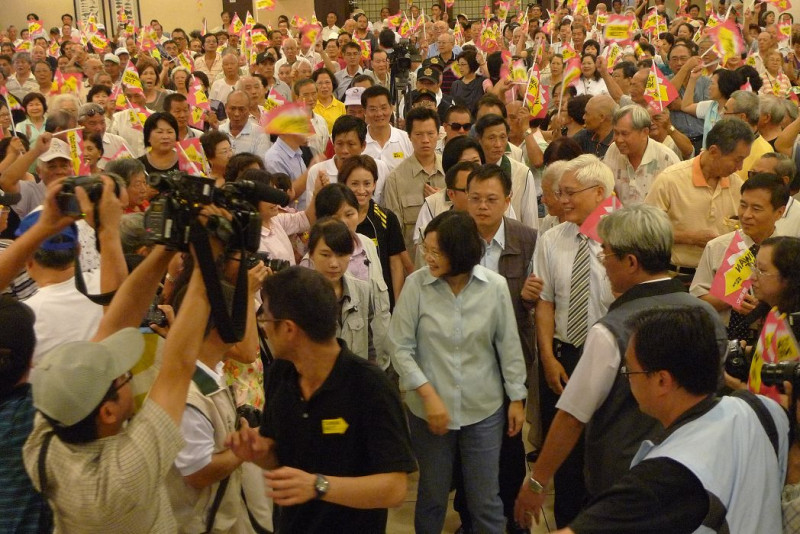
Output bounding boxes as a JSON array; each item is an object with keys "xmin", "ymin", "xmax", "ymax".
[
  {"xmin": 727, "ymin": 242, "xmax": 760, "ymax": 340},
  {"xmin": 567, "ymin": 234, "xmax": 591, "ymax": 347}
]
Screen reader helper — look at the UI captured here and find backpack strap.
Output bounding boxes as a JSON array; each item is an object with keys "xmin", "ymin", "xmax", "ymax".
[
  {"xmin": 731, "ymin": 390, "xmax": 779, "ymax": 459},
  {"xmin": 202, "ymin": 476, "xmax": 230, "ymax": 533}
]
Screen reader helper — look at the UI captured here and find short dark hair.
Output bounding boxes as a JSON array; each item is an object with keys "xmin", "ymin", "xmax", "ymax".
[
  {"xmin": 466, "ymin": 163, "xmax": 512, "ymax": 197},
  {"xmin": 476, "ymin": 93, "xmax": 507, "ymax": 118},
  {"xmin": 378, "ymin": 29, "xmax": 395, "ymax": 49},
  {"xmin": 0, "ymin": 297, "xmax": 36, "ymax": 397},
  {"xmin": 543, "ymin": 137, "xmax": 582, "ymax": 164},
  {"xmin": 339, "ymin": 155, "xmax": 378, "ymax": 185},
  {"xmin": 22, "ymin": 92, "xmax": 47, "ymax": 114},
  {"xmin": 143, "ymin": 112, "xmax": 179, "ymax": 148},
  {"xmin": 341, "ymin": 41, "xmax": 362, "ymax": 56},
  {"xmin": 705, "ymin": 117, "xmax": 754, "ymax": 155},
  {"xmin": 263, "ymin": 267, "xmax": 338, "ymax": 342},
  {"xmin": 442, "ymin": 135, "xmax": 485, "ymax": 171},
  {"xmin": 444, "ymin": 104, "xmax": 471, "ymax": 123},
  {"xmin": 224, "ymin": 153, "xmax": 265, "ymax": 183},
  {"xmin": 741, "ymin": 173, "xmax": 790, "ymax": 210},
  {"xmin": 352, "ymin": 74, "xmax": 375, "ymax": 86},
  {"xmin": 628, "ymin": 307, "xmax": 723, "ymax": 396},
  {"xmin": 33, "ymin": 248, "xmax": 76, "ymax": 269},
  {"xmin": 423, "ymin": 211, "xmax": 484, "ymax": 276},
  {"xmin": 331, "ymin": 115, "xmax": 367, "ymax": 143},
  {"xmin": 761, "ymin": 236, "xmax": 800, "ymax": 313},
  {"xmin": 405, "ymin": 106, "xmax": 440, "ymax": 134},
  {"xmin": 713, "ymin": 68, "xmax": 743, "ymax": 100},
  {"xmin": 312, "ymin": 67, "xmax": 338, "ymax": 92},
  {"xmin": 315, "ymin": 183, "xmax": 359, "ymax": 217},
  {"xmin": 457, "ymin": 48, "xmax": 480, "ymax": 73},
  {"xmin": 445, "ymin": 160, "xmax": 480, "ymax": 190},
  {"xmin": 163, "ymin": 92, "xmax": 188, "ymax": 114},
  {"xmin": 309, "ymin": 217, "xmax": 355, "ymax": 256},
  {"xmin": 85, "ymin": 131, "xmax": 104, "ymax": 156},
  {"xmin": 475, "ymin": 113, "xmax": 509, "ymax": 137},
  {"xmin": 361, "ymin": 85, "xmax": 391, "ymax": 107},
  {"xmin": 292, "ymin": 78, "xmax": 315, "ymax": 97},
  {"xmin": 86, "ymin": 84, "xmax": 111, "ymax": 103},
  {"xmin": 613, "ymin": 61, "xmax": 637, "ymax": 79},
  {"xmin": 200, "ymin": 130, "xmax": 231, "ymax": 159}
]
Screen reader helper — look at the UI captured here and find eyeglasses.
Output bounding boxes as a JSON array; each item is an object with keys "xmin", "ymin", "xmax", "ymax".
[
  {"xmin": 596, "ymin": 251, "xmax": 616, "ymax": 262},
  {"xmin": 467, "ymin": 195, "xmax": 503, "ymax": 207},
  {"xmin": 449, "ymin": 186, "xmax": 467, "ymax": 193},
  {"xmin": 420, "ymin": 243, "xmax": 442, "ymax": 260},
  {"xmin": 447, "ymin": 122, "xmax": 472, "ymax": 131},
  {"xmin": 554, "ymin": 185, "xmax": 599, "ymax": 199},
  {"xmin": 752, "ymin": 265, "xmax": 779, "ymax": 278},
  {"xmin": 620, "ymin": 365, "xmax": 650, "ymax": 379}
]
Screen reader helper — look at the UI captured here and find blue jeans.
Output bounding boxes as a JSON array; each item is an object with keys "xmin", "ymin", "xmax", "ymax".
[{"xmin": 409, "ymin": 406, "xmax": 506, "ymax": 534}]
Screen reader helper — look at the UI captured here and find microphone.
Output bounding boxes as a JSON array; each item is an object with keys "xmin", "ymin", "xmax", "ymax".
[
  {"xmin": 0, "ymin": 191, "xmax": 21, "ymax": 206},
  {"xmin": 224, "ymin": 180, "xmax": 291, "ymax": 207}
]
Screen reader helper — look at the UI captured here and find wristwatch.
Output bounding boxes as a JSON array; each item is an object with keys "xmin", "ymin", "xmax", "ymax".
[
  {"xmin": 314, "ymin": 474, "xmax": 330, "ymax": 499},
  {"xmin": 668, "ymin": 125, "xmax": 676, "ymax": 133},
  {"xmin": 528, "ymin": 475, "xmax": 545, "ymax": 494}
]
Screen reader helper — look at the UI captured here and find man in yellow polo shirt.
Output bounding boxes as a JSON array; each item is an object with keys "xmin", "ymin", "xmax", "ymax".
[{"xmin": 645, "ymin": 118, "xmax": 754, "ymax": 281}]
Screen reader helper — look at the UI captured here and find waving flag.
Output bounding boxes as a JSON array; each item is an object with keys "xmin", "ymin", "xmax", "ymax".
[
  {"xmin": 177, "ymin": 139, "xmax": 209, "ymax": 176},
  {"xmin": 643, "ymin": 63, "xmax": 679, "ymax": 110},
  {"xmin": 255, "ymin": 0, "xmax": 276, "ymax": 10},
  {"xmin": 262, "ymin": 101, "xmax": 315, "ymax": 135},
  {"xmin": 707, "ymin": 19, "xmax": 744, "ymax": 62},
  {"xmin": 477, "ymin": 23, "xmax": 500, "ymax": 53},
  {"xmin": 454, "ymin": 20, "xmax": 465, "ymax": 45},
  {"xmin": 28, "ymin": 20, "xmax": 45, "ymax": 38},
  {"xmin": 121, "ymin": 64, "xmax": 144, "ymax": 94},
  {"xmin": 51, "ymin": 70, "xmax": 83, "ymax": 95},
  {"xmin": 524, "ymin": 68, "xmax": 549, "ymax": 119},
  {"xmin": 778, "ymin": 21, "xmax": 792, "ymax": 42},
  {"xmin": 562, "ymin": 57, "xmax": 582, "ymax": 87},
  {"xmin": 229, "ymin": 13, "xmax": 243, "ymax": 36},
  {"xmin": 353, "ymin": 37, "xmax": 371, "ymax": 63},
  {"xmin": 709, "ymin": 231, "xmax": 755, "ymax": 308},
  {"xmin": 642, "ymin": 9, "xmax": 658, "ymax": 33},
  {"xmin": 605, "ymin": 42, "xmax": 623, "ymax": 73},
  {"xmin": 561, "ymin": 44, "xmax": 578, "ymax": 61},
  {"xmin": 187, "ymin": 78, "xmax": 210, "ymax": 128},
  {"xmin": 387, "ymin": 12, "xmax": 403, "ymax": 29},
  {"xmin": 399, "ymin": 14, "xmax": 412, "ymax": 38},
  {"xmin": 705, "ymin": 0, "xmax": 713, "ymax": 16},
  {"xmin": 66, "ymin": 130, "xmax": 92, "ymax": 176},
  {"xmin": 262, "ymin": 86, "xmax": 288, "ymax": 115},
  {"xmin": 301, "ymin": 23, "xmax": 322, "ymax": 49},
  {"xmin": 603, "ymin": 15, "xmax": 633, "ymax": 43},
  {"xmin": 748, "ymin": 308, "xmax": 800, "ymax": 402},
  {"xmin": 580, "ymin": 195, "xmax": 622, "ymax": 242},
  {"xmin": 496, "ymin": 0, "xmax": 511, "ymax": 19}
]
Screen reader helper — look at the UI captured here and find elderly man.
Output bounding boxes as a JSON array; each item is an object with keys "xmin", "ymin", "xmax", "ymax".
[
  {"xmin": 103, "ymin": 53, "xmax": 122, "ymax": 83},
  {"xmin": 532, "ymin": 306, "xmax": 788, "ymax": 534},
  {"xmin": 665, "ymin": 43, "xmax": 710, "ymax": 154},
  {"xmin": 645, "ymin": 118, "xmax": 754, "ymax": 278},
  {"xmin": 603, "ymin": 105, "xmax": 680, "ymax": 205},
  {"xmin": 476, "ymin": 114, "xmax": 539, "ymax": 229},
  {"xmin": 723, "ymin": 90, "xmax": 772, "ymax": 177},
  {"xmin": 426, "ymin": 20, "xmax": 463, "ymax": 58},
  {"xmin": 217, "ymin": 90, "xmax": 271, "ymax": 163},
  {"xmin": 273, "ymin": 37, "xmax": 301, "ymax": 72},
  {"xmin": 164, "ymin": 93, "xmax": 203, "ymax": 140},
  {"xmin": 516, "ymin": 204, "xmax": 726, "ymax": 528},
  {"xmin": 757, "ymin": 95, "xmax": 784, "ymax": 147},
  {"xmin": 751, "ymin": 153, "xmax": 800, "ymax": 236},
  {"xmin": 572, "ymin": 95, "xmax": 617, "ymax": 158},
  {"xmin": 646, "ymin": 107, "xmax": 695, "ymax": 161},
  {"xmin": 532, "ymin": 154, "xmax": 616, "ymax": 527},
  {"xmin": 6, "ymin": 52, "xmax": 37, "ymax": 97},
  {"xmin": 0, "ymin": 135, "xmax": 70, "ymax": 218},
  {"xmin": 690, "ymin": 174, "xmax": 787, "ymax": 337},
  {"xmin": 433, "ymin": 32, "xmax": 458, "ymax": 94}
]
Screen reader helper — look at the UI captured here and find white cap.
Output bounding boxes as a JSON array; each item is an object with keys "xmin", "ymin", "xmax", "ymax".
[
  {"xmin": 344, "ymin": 86, "xmax": 365, "ymax": 107},
  {"xmin": 114, "ymin": 46, "xmax": 130, "ymax": 56}
]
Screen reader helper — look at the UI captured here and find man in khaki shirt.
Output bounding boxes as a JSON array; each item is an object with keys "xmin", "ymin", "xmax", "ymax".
[
  {"xmin": 645, "ymin": 118, "xmax": 754, "ymax": 278},
  {"xmin": 383, "ymin": 107, "xmax": 446, "ymax": 257}
]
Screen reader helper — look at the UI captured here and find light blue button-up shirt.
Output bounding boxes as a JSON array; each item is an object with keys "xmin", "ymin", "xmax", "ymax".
[
  {"xmin": 265, "ymin": 137, "xmax": 308, "ymax": 208},
  {"xmin": 479, "ymin": 218, "xmax": 505, "ymax": 273},
  {"xmin": 389, "ymin": 265, "xmax": 527, "ymax": 429}
]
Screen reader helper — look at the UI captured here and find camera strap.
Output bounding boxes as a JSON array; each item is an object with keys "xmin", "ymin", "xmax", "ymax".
[
  {"xmin": 731, "ymin": 390, "xmax": 780, "ymax": 459},
  {"xmin": 73, "ymin": 255, "xmax": 117, "ymax": 306},
  {"xmin": 190, "ymin": 222, "xmax": 249, "ymax": 343}
]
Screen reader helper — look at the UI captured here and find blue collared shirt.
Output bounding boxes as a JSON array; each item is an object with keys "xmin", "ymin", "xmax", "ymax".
[
  {"xmin": 480, "ymin": 218, "xmax": 505, "ymax": 273},
  {"xmin": 389, "ymin": 265, "xmax": 527, "ymax": 429},
  {"xmin": 265, "ymin": 137, "xmax": 308, "ymax": 208}
]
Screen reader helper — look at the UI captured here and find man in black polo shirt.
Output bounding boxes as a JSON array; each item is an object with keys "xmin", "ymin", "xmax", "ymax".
[{"xmin": 226, "ymin": 267, "xmax": 416, "ymax": 533}]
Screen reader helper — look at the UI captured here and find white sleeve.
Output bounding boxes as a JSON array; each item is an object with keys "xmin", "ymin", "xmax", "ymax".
[
  {"xmin": 556, "ymin": 325, "xmax": 621, "ymax": 423},
  {"xmin": 533, "ymin": 234, "xmax": 553, "ymax": 302},
  {"xmin": 519, "ymin": 169, "xmax": 540, "ymax": 230},
  {"xmin": 174, "ymin": 406, "xmax": 216, "ymax": 476},
  {"xmin": 306, "ymin": 164, "xmax": 320, "ymax": 206},
  {"xmin": 689, "ymin": 241, "xmax": 716, "ymax": 298},
  {"xmin": 695, "ymin": 100, "xmax": 712, "ymax": 119}
]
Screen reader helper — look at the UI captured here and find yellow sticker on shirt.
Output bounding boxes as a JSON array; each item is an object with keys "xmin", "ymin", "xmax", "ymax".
[
  {"xmin": 322, "ymin": 417, "xmax": 349, "ymax": 434},
  {"xmin": 393, "ymin": 152, "xmax": 404, "ymax": 159}
]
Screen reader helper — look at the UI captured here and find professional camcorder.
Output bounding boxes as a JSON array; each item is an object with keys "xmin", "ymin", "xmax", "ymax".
[
  {"xmin": 57, "ymin": 175, "xmax": 121, "ymax": 217},
  {"xmin": 724, "ymin": 339, "xmax": 800, "ymax": 392},
  {"xmin": 143, "ymin": 172, "xmax": 289, "ymax": 252}
]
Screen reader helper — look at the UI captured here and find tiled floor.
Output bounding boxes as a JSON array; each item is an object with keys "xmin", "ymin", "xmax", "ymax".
[{"xmin": 385, "ymin": 471, "xmax": 556, "ymax": 533}]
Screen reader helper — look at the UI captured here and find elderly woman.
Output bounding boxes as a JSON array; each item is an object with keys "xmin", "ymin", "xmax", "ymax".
[
  {"xmin": 137, "ymin": 112, "xmax": 179, "ymax": 174},
  {"xmin": 138, "ymin": 60, "xmax": 169, "ymax": 112},
  {"xmin": 389, "ymin": 208, "xmax": 527, "ymax": 534},
  {"xmin": 106, "ymin": 158, "xmax": 149, "ymax": 213},
  {"xmin": 16, "ymin": 92, "xmax": 47, "ymax": 145}
]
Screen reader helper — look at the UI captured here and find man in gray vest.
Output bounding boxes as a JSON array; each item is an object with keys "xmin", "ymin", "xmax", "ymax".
[{"xmin": 514, "ymin": 204, "xmax": 727, "ymax": 528}]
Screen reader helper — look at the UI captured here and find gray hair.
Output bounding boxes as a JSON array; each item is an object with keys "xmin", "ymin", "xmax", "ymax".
[
  {"xmin": 105, "ymin": 158, "xmax": 146, "ymax": 186},
  {"xmin": 761, "ymin": 152, "xmax": 796, "ymax": 183},
  {"xmin": 119, "ymin": 213, "xmax": 149, "ymax": 254},
  {"xmin": 706, "ymin": 117, "xmax": 754, "ymax": 154},
  {"xmin": 729, "ymin": 90, "xmax": 760, "ymax": 126},
  {"xmin": 542, "ymin": 160, "xmax": 569, "ymax": 188},
  {"xmin": 49, "ymin": 93, "xmax": 81, "ymax": 116},
  {"xmin": 759, "ymin": 95, "xmax": 785, "ymax": 125},
  {"xmin": 561, "ymin": 154, "xmax": 614, "ymax": 198},
  {"xmin": 598, "ymin": 204, "xmax": 673, "ymax": 273},
  {"xmin": 12, "ymin": 52, "xmax": 31, "ymax": 64},
  {"xmin": 612, "ymin": 104, "xmax": 652, "ymax": 130},
  {"xmin": 783, "ymin": 100, "xmax": 799, "ymax": 122}
]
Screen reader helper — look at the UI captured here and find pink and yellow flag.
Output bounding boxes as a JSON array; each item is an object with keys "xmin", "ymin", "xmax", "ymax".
[
  {"xmin": 580, "ymin": 195, "xmax": 622, "ymax": 242},
  {"xmin": 262, "ymin": 102, "xmax": 315, "ymax": 135},
  {"xmin": 708, "ymin": 231, "xmax": 755, "ymax": 308},
  {"xmin": 707, "ymin": 19, "xmax": 744, "ymax": 61},
  {"xmin": 748, "ymin": 308, "xmax": 800, "ymax": 402}
]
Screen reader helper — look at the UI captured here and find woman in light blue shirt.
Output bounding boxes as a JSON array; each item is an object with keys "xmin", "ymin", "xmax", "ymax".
[{"xmin": 389, "ymin": 210, "xmax": 527, "ymax": 534}]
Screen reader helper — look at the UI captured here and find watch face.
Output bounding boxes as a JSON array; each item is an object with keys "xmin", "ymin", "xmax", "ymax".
[{"xmin": 315, "ymin": 474, "xmax": 330, "ymax": 497}]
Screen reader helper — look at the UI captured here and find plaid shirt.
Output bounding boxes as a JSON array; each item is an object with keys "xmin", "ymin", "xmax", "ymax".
[{"xmin": 0, "ymin": 385, "xmax": 46, "ymax": 533}]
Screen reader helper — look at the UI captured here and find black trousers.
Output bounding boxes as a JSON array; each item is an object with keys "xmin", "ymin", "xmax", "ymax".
[
  {"xmin": 453, "ymin": 397, "xmax": 527, "ymax": 534},
  {"xmin": 538, "ymin": 340, "xmax": 587, "ymax": 528}
]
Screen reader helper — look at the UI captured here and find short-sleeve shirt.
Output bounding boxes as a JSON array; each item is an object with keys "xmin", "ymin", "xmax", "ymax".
[
  {"xmin": 644, "ymin": 156, "xmax": 742, "ymax": 268},
  {"xmin": 356, "ymin": 201, "xmax": 406, "ymax": 307},
  {"xmin": 604, "ymin": 139, "xmax": 680, "ymax": 206},
  {"xmin": 23, "ymin": 400, "xmax": 184, "ymax": 533},
  {"xmin": 363, "ymin": 126, "xmax": 413, "ymax": 173},
  {"xmin": 261, "ymin": 345, "xmax": 416, "ymax": 533}
]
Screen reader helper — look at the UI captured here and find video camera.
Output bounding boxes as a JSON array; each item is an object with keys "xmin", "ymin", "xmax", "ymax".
[
  {"xmin": 57, "ymin": 175, "xmax": 121, "ymax": 217},
  {"xmin": 143, "ymin": 172, "xmax": 289, "ymax": 252},
  {"xmin": 724, "ymin": 340, "xmax": 800, "ymax": 392}
]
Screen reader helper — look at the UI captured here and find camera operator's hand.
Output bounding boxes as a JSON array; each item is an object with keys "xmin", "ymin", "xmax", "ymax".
[
  {"xmin": 79, "ymin": 175, "xmax": 123, "ymax": 232},
  {"xmin": 723, "ymin": 371, "xmax": 748, "ymax": 391},
  {"xmin": 194, "ymin": 204, "xmax": 233, "ymax": 261},
  {"xmin": 149, "ymin": 304, "xmax": 175, "ymax": 338},
  {"xmin": 248, "ymin": 261, "xmax": 270, "ymax": 295},
  {"xmin": 36, "ymin": 178, "xmax": 85, "ymax": 236}
]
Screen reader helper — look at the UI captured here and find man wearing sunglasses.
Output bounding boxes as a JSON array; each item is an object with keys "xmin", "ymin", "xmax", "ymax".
[
  {"xmin": 438, "ymin": 105, "xmax": 473, "ymax": 155},
  {"xmin": 516, "ymin": 204, "xmax": 726, "ymax": 530},
  {"xmin": 77, "ymin": 103, "xmax": 128, "ymax": 170}
]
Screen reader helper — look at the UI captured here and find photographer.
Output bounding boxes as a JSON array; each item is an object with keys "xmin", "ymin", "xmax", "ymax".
[
  {"xmin": 20, "ymin": 179, "xmax": 225, "ymax": 531},
  {"xmin": 19, "ymin": 175, "xmax": 127, "ymax": 363}
]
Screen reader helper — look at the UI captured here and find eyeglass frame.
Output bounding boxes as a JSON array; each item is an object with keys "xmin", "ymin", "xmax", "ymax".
[
  {"xmin": 620, "ymin": 365, "xmax": 650, "ymax": 379},
  {"xmin": 554, "ymin": 184, "xmax": 599, "ymax": 199},
  {"xmin": 446, "ymin": 121, "xmax": 473, "ymax": 131},
  {"xmin": 752, "ymin": 265, "xmax": 779, "ymax": 278}
]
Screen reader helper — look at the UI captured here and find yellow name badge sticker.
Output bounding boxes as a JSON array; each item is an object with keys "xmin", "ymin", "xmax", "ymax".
[
  {"xmin": 393, "ymin": 152, "xmax": 404, "ymax": 159},
  {"xmin": 321, "ymin": 417, "xmax": 349, "ymax": 435}
]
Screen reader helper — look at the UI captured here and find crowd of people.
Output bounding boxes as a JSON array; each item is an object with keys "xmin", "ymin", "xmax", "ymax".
[{"xmin": 2, "ymin": 0, "xmax": 800, "ymax": 533}]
